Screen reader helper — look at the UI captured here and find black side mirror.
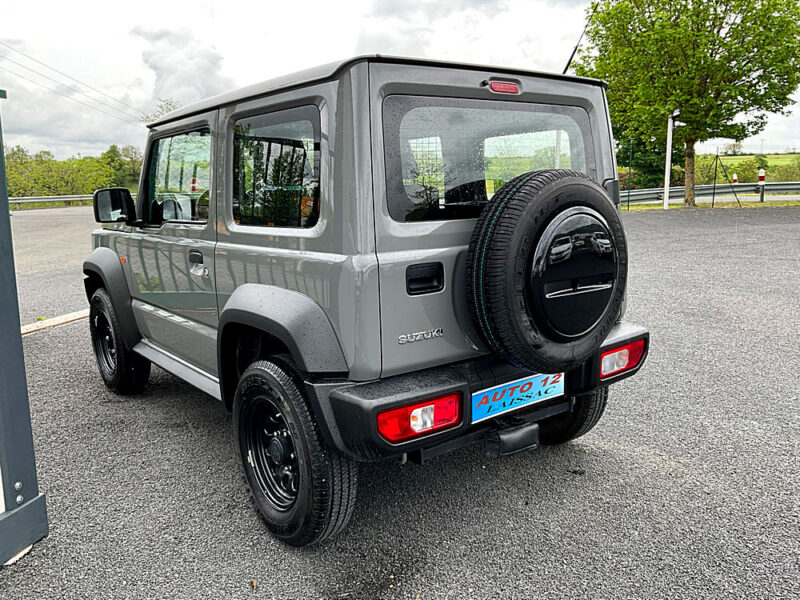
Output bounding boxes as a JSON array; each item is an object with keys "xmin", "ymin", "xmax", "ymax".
[{"xmin": 93, "ymin": 188, "xmax": 136, "ymax": 224}]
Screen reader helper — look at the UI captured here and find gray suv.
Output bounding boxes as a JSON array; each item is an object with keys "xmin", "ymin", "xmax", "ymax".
[{"xmin": 85, "ymin": 56, "xmax": 649, "ymax": 546}]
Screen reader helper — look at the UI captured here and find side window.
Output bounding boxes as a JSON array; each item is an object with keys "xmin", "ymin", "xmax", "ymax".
[
  {"xmin": 232, "ymin": 105, "xmax": 320, "ymax": 228},
  {"xmin": 145, "ymin": 130, "xmax": 212, "ymax": 224}
]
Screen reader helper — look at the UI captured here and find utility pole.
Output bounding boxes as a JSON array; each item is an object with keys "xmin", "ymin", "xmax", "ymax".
[
  {"xmin": 0, "ymin": 89, "xmax": 49, "ymax": 566},
  {"xmin": 663, "ymin": 109, "xmax": 681, "ymax": 210}
]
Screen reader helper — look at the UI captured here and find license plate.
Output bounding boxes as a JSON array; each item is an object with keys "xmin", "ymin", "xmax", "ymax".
[{"xmin": 471, "ymin": 373, "xmax": 565, "ymax": 424}]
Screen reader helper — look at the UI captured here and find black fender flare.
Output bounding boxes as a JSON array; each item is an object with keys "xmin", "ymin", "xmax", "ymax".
[
  {"xmin": 83, "ymin": 247, "xmax": 141, "ymax": 350},
  {"xmin": 218, "ymin": 284, "xmax": 348, "ymax": 402}
]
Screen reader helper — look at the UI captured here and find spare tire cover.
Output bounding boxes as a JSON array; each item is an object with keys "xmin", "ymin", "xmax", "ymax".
[{"xmin": 466, "ymin": 169, "xmax": 627, "ymax": 373}]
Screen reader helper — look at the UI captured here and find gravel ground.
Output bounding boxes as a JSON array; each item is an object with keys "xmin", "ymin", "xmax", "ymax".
[{"xmin": 1, "ymin": 206, "xmax": 798, "ymax": 599}]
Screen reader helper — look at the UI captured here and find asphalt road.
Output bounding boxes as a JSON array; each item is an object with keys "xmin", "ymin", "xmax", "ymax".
[
  {"xmin": 2, "ymin": 206, "xmax": 799, "ymax": 599},
  {"xmin": 10, "ymin": 206, "xmax": 95, "ymax": 325}
]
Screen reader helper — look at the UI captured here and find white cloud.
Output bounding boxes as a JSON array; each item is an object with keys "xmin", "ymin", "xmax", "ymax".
[
  {"xmin": 697, "ymin": 94, "xmax": 800, "ymax": 155},
  {"xmin": 356, "ymin": 0, "xmax": 586, "ymax": 73},
  {"xmin": 0, "ymin": 0, "xmax": 797, "ymax": 159},
  {"xmin": 131, "ymin": 27, "xmax": 234, "ymax": 105}
]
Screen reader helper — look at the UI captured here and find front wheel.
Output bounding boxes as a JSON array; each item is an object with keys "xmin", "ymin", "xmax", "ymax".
[
  {"xmin": 539, "ymin": 387, "xmax": 609, "ymax": 445},
  {"xmin": 233, "ymin": 359, "xmax": 358, "ymax": 546},
  {"xmin": 89, "ymin": 288, "xmax": 150, "ymax": 394}
]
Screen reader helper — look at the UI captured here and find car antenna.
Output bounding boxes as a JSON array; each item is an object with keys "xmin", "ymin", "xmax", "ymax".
[{"xmin": 563, "ymin": 2, "xmax": 600, "ymax": 75}]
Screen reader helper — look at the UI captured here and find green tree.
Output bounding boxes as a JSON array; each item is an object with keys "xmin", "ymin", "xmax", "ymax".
[
  {"xmin": 728, "ymin": 157, "xmax": 760, "ymax": 183},
  {"xmin": 722, "ymin": 142, "xmax": 742, "ymax": 156},
  {"xmin": 617, "ymin": 137, "xmax": 684, "ymax": 189},
  {"xmin": 4, "ymin": 145, "xmax": 115, "ymax": 198},
  {"xmin": 576, "ymin": 0, "xmax": 800, "ymax": 205},
  {"xmin": 141, "ymin": 98, "xmax": 182, "ymax": 124},
  {"xmin": 119, "ymin": 145, "xmax": 143, "ymax": 190},
  {"xmin": 101, "ymin": 144, "xmax": 124, "ymax": 186}
]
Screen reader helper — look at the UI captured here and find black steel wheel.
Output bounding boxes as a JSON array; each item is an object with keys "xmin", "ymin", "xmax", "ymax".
[
  {"xmin": 233, "ymin": 358, "xmax": 358, "ymax": 546},
  {"xmin": 89, "ymin": 288, "xmax": 150, "ymax": 394},
  {"xmin": 92, "ymin": 309, "xmax": 118, "ymax": 374},
  {"xmin": 241, "ymin": 388, "xmax": 300, "ymax": 510}
]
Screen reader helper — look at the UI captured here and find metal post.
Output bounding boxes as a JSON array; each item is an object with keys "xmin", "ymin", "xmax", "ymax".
[
  {"xmin": 663, "ymin": 110, "xmax": 680, "ymax": 210},
  {"xmin": 0, "ymin": 89, "xmax": 49, "ymax": 565},
  {"xmin": 711, "ymin": 154, "xmax": 719, "ymax": 208},
  {"xmin": 627, "ymin": 138, "xmax": 633, "ymax": 210},
  {"xmin": 554, "ymin": 130, "xmax": 562, "ymax": 169}
]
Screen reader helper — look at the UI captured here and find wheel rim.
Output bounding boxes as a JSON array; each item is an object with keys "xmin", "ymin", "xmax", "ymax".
[
  {"xmin": 93, "ymin": 311, "xmax": 117, "ymax": 373},
  {"xmin": 243, "ymin": 389, "xmax": 299, "ymax": 511}
]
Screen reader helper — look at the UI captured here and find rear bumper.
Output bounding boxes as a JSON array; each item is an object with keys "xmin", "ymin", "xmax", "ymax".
[{"xmin": 305, "ymin": 322, "xmax": 649, "ymax": 462}]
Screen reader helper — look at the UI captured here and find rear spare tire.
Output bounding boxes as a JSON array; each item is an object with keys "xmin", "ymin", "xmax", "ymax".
[{"xmin": 466, "ymin": 169, "xmax": 627, "ymax": 373}]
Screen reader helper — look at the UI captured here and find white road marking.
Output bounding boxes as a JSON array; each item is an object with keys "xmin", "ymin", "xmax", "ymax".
[
  {"xmin": 21, "ymin": 309, "xmax": 90, "ymax": 336},
  {"xmin": 3, "ymin": 545, "xmax": 33, "ymax": 566}
]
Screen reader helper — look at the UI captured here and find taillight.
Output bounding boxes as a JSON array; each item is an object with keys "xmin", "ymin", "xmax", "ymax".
[
  {"xmin": 488, "ymin": 80, "xmax": 520, "ymax": 94},
  {"xmin": 377, "ymin": 393, "xmax": 461, "ymax": 443},
  {"xmin": 600, "ymin": 339, "xmax": 646, "ymax": 378}
]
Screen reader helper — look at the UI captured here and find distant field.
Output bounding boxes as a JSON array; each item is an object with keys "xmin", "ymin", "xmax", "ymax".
[{"xmin": 707, "ymin": 153, "xmax": 799, "ymax": 166}]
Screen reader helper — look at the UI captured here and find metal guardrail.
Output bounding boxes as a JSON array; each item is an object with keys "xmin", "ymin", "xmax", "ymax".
[
  {"xmin": 8, "ymin": 182, "xmax": 800, "ymax": 209},
  {"xmin": 8, "ymin": 194, "xmax": 136, "ymax": 210},
  {"xmin": 623, "ymin": 181, "xmax": 800, "ymax": 204}
]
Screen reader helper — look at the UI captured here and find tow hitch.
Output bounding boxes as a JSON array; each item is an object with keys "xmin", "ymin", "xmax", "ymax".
[{"xmin": 486, "ymin": 422, "xmax": 540, "ymax": 458}]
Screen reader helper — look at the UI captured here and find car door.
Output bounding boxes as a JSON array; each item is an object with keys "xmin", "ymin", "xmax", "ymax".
[{"xmin": 127, "ymin": 111, "xmax": 219, "ymax": 375}]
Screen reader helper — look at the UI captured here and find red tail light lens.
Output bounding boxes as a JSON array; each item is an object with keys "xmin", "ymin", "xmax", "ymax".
[
  {"xmin": 488, "ymin": 81, "xmax": 520, "ymax": 94},
  {"xmin": 377, "ymin": 393, "xmax": 461, "ymax": 443},
  {"xmin": 600, "ymin": 339, "xmax": 646, "ymax": 378}
]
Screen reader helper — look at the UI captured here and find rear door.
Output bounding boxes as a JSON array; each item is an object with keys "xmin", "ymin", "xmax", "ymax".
[
  {"xmin": 127, "ymin": 111, "xmax": 219, "ymax": 375},
  {"xmin": 368, "ymin": 62, "xmax": 613, "ymax": 378}
]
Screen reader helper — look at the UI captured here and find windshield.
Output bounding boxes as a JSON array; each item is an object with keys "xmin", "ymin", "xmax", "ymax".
[{"xmin": 383, "ymin": 95, "xmax": 595, "ymax": 222}]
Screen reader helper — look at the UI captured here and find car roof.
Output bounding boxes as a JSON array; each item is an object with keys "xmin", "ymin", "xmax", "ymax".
[{"xmin": 148, "ymin": 55, "xmax": 607, "ymax": 128}]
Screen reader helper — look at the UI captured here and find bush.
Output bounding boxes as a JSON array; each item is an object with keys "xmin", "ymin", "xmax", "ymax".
[
  {"xmin": 728, "ymin": 158, "xmax": 761, "ymax": 183},
  {"xmin": 770, "ymin": 157, "xmax": 800, "ymax": 182}
]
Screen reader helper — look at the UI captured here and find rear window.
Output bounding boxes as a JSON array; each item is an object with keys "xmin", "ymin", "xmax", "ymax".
[{"xmin": 383, "ymin": 95, "xmax": 595, "ymax": 222}]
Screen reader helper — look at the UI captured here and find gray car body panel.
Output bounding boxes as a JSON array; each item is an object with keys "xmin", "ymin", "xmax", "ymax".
[
  {"xmin": 150, "ymin": 55, "xmax": 606, "ymax": 128},
  {"xmin": 213, "ymin": 65, "xmax": 382, "ymax": 381},
  {"xmin": 88, "ymin": 56, "xmax": 621, "ymax": 404},
  {"xmin": 366, "ymin": 62, "xmax": 617, "ymax": 378}
]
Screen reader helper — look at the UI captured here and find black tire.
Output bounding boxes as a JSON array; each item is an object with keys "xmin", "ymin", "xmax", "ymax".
[
  {"xmin": 89, "ymin": 288, "xmax": 150, "ymax": 394},
  {"xmin": 539, "ymin": 387, "xmax": 608, "ymax": 445},
  {"xmin": 466, "ymin": 169, "xmax": 627, "ymax": 373},
  {"xmin": 232, "ymin": 359, "xmax": 358, "ymax": 546}
]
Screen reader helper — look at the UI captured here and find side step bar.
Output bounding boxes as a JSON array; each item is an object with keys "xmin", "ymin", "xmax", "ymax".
[{"xmin": 132, "ymin": 340, "xmax": 221, "ymax": 401}]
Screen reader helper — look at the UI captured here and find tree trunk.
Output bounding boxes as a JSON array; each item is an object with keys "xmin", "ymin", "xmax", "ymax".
[{"xmin": 684, "ymin": 141, "xmax": 696, "ymax": 206}]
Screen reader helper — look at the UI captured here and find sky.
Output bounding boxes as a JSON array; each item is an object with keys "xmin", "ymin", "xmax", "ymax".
[{"xmin": 0, "ymin": 0, "xmax": 797, "ymax": 159}]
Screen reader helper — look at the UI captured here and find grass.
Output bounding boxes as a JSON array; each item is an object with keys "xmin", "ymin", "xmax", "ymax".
[
  {"xmin": 622, "ymin": 199, "xmax": 800, "ymax": 210},
  {"xmin": 712, "ymin": 153, "xmax": 798, "ymax": 167},
  {"xmin": 8, "ymin": 200, "xmax": 90, "ymax": 210}
]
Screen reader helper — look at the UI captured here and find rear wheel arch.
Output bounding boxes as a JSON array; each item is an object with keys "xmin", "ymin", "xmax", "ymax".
[
  {"xmin": 219, "ymin": 323, "xmax": 293, "ymax": 410},
  {"xmin": 217, "ymin": 285, "xmax": 349, "ymax": 411}
]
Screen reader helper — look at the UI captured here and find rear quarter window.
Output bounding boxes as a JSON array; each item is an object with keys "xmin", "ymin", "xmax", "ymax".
[
  {"xmin": 382, "ymin": 95, "xmax": 595, "ymax": 222},
  {"xmin": 232, "ymin": 105, "xmax": 320, "ymax": 229}
]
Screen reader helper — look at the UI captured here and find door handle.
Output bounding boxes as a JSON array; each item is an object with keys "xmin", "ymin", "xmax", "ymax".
[
  {"xmin": 406, "ymin": 262, "xmax": 445, "ymax": 295},
  {"xmin": 188, "ymin": 250, "xmax": 209, "ymax": 278}
]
